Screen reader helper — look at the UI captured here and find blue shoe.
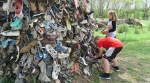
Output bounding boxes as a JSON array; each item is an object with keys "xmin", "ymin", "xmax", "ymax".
[
  {"xmin": 55, "ymin": 45, "xmax": 68, "ymax": 52},
  {"xmin": 100, "ymin": 73, "xmax": 111, "ymax": 79},
  {"xmin": 45, "ymin": 21, "xmax": 57, "ymax": 31},
  {"xmin": 1, "ymin": 39, "xmax": 16, "ymax": 48},
  {"xmin": 55, "ymin": 40, "xmax": 68, "ymax": 52},
  {"xmin": 35, "ymin": 50, "xmax": 50, "ymax": 61},
  {"xmin": 10, "ymin": 17, "xmax": 22, "ymax": 30}
]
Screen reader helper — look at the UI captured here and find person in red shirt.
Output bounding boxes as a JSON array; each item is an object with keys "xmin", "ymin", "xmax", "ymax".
[{"xmin": 94, "ymin": 36, "xmax": 123, "ymax": 79}]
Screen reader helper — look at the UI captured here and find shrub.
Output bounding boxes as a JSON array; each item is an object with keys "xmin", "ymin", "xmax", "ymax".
[
  {"xmin": 117, "ymin": 24, "xmax": 129, "ymax": 33},
  {"xmin": 147, "ymin": 24, "xmax": 150, "ymax": 31},
  {"xmin": 134, "ymin": 28, "xmax": 140, "ymax": 34}
]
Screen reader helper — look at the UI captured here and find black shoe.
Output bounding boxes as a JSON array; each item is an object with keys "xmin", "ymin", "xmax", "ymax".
[
  {"xmin": 99, "ymin": 73, "xmax": 111, "ymax": 79},
  {"xmin": 112, "ymin": 66, "xmax": 120, "ymax": 72}
]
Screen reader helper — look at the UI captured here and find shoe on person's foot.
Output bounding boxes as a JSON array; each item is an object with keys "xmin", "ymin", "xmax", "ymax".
[
  {"xmin": 99, "ymin": 73, "xmax": 111, "ymax": 79},
  {"xmin": 112, "ymin": 66, "xmax": 120, "ymax": 72}
]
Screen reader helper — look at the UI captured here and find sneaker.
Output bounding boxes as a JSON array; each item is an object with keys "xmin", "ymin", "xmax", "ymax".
[
  {"xmin": 0, "ymin": 30, "xmax": 20, "ymax": 36},
  {"xmin": 15, "ymin": 46, "xmax": 20, "ymax": 62},
  {"xmin": 18, "ymin": 73, "xmax": 25, "ymax": 79},
  {"xmin": 83, "ymin": 66, "xmax": 91, "ymax": 76},
  {"xmin": 52, "ymin": 61, "xmax": 60, "ymax": 80},
  {"xmin": 10, "ymin": 17, "xmax": 23, "ymax": 30},
  {"xmin": 55, "ymin": 45, "xmax": 68, "ymax": 52},
  {"xmin": 58, "ymin": 52, "xmax": 69, "ymax": 59},
  {"xmin": 7, "ymin": 45, "xmax": 16, "ymax": 54},
  {"xmin": 38, "ymin": 61, "xmax": 51, "ymax": 82},
  {"xmin": 1, "ymin": 39, "xmax": 16, "ymax": 48},
  {"xmin": 45, "ymin": 44, "xmax": 57, "ymax": 59},
  {"xmin": 55, "ymin": 41, "xmax": 68, "ymax": 52},
  {"xmin": 2, "ymin": 0, "xmax": 11, "ymax": 11},
  {"xmin": 65, "ymin": 40, "xmax": 78, "ymax": 44},
  {"xmin": 100, "ymin": 73, "xmax": 111, "ymax": 79},
  {"xmin": 38, "ymin": 73, "xmax": 51, "ymax": 82},
  {"xmin": 112, "ymin": 66, "xmax": 120, "ymax": 72},
  {"xmin": 79, "ymin": 57, "xmax": 88, "ymax": 66}
]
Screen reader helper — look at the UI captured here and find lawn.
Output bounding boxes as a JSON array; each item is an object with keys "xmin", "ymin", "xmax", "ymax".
[
  {"xmin": 92, "ymin": 40, "xmax": 150, "ymax": 83},
  {"xmin": 92, "ymin": 20, "xmax": 150, "ymax": 83}
]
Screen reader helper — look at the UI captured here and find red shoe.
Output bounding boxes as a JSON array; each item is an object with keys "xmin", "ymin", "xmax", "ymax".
[{"xmin": 15, "ymin": 0, "xmax": 23, "ymax": 14}]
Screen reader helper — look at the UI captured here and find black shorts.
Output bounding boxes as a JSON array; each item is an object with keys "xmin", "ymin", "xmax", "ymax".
[{"xmin": 103, "ymin": 47, "xmax": 123, "ymax": 62}]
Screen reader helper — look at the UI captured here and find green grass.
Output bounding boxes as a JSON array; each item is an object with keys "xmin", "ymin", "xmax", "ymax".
[{"xmin": 92, "ymin": 40, "xmax": 150, "ymax": 83}]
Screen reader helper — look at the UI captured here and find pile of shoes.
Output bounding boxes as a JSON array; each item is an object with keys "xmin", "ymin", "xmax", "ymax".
[{"xmin": 0, "ymin": 0, "xmax": 100, "ymax": 83}]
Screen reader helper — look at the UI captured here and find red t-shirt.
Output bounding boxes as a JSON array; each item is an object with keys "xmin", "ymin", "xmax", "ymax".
[{"xmin": 97, "ymin": 37, "xmax": 123, "ymax": 48}]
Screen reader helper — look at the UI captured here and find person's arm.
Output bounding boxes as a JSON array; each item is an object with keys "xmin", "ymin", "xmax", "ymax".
[
  {"xmin": 108, "ymin": 21, "xmax": 116, "ymax": 32},
  {"xmin": 95, "ymin": 48, "xmax": 104, "ymax": 58},
  {"xmin": 104, "ymin": 25, "xmax": 112, "ymax": 29}
]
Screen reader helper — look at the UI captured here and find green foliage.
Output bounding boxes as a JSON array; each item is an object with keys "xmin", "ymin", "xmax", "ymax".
[
  {"xmin": 147, "ymin": 24, "xmax": 150, "ymax": 31},
  {"xmin": 117, "ymin": 24, "xmax": 129, "ymax": 33},
  {"xmin": 134, "ymin": 28, "xmax": 140, "ymax": 34}
]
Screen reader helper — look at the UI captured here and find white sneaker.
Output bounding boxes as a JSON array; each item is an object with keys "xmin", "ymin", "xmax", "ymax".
[
  {"xmin": 83, "ymin": 66, "xmax": 91, "ymax": 76},
  {"xmin": 15, "ymin": 46, "xmax": 20, "ymax": 62},
  {"xmin": 68, "ymin": 48, "xmax": 71, "ymax": 53},
  {"xmin": 13, "ymin": 65, "xmax": 19, "ymax": 74},
  {"xmin": 18, "ymin": 73, "xmax": 25, "ymax": 79},
  {"xmin": 80, "ymin": 20, "xmax": 88, "ymax": 24},
  {"xmin": 58, "ymin": 52, "xmax": 69, "ymax": 59},
  {"xmin": 38, "ymin": 73, "xmax": 51, "ymax": 82},
  {"xmin": 2, "ymin": 0, "xmax": 11, "ymax": 11},
  {"xmin": 52, "ymin": 61, "xmax": 60, "ymax": 80},
  {"xmin": 0, "ymin": 30, "xmax": 20, "ymax": 36},
  {"xmin": 79, "ymin": 57, "xmax": 88, "ymax": 66},
  {"xmin": 65, "ymin": 40, "xmax": 78, "ymax": 44},
  {"xmin": 45, "ymin": 44, "xmax": 57, "ymax": 59},
  {"xmin": 38, "ymin": 61, "xmax": 51, "ymax": 82}
]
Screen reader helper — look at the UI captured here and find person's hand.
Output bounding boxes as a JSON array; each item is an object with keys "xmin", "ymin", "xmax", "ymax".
[{"xmin": 101, "ymin": 30, "xmax": 108, "ymax": 34}]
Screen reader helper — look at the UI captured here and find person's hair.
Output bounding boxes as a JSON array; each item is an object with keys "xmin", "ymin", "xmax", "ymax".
[
  {"xmin": 108, "ymin": 10, "xmax": 117, "ymax": 21},
  {"xmin": 94, "ymin": 36, "xmax": 100, "ymax": 43}
]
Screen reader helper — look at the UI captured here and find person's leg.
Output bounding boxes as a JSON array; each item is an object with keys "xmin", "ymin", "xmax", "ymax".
[
  {"xmin": 110, "ymin": 47, "xmax": 123, "ymax": 71},
  {"xmin": 100, "ymin": 58, "xmax": 111, "ymax": 79},
  {"xmin": 112, "ymin": 58, "xmax": 118, "ymax": 66},
  {"xmin": 102, "ymin": 58, "xmax": 110, "ymax": 73}
]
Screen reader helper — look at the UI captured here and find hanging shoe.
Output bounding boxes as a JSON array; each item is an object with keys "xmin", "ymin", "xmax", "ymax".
[
  {"xmin": 52, "ymin": 61, "xmax": 60, "ymax": 80},
  {"xmin": 45, "ymin": 44, "xmax": 57, "ymax": 59},
  {"xmin": 35, "ymin": 51, "xmax": 43, "ymax": 61},
  {"xmin": 46, "ymin": 64, "xmax": 53, "ymax": 77},
  {"xmin": 78, "ymin": 57, "xmax": 88, "ymax": 66},
  {"xmin": 1, "ymin": 39, "xmax": 16, "ymax": 48},
  {"xmin": 58, "ymin": 52, "xmax": 69, "ymax": 59},
  {"xmin": 83, "ymin": 66, "xmax": 91, "ymax": 76},
  {"xmin": 55, "ymin": 44, "xmax": 68, "ymax": 52},
  {"xmin": 10, "ymin": 17, "xmax": 23, "ymax": 30},
  {"xmin": 15, "ymin": 46, "xmax": 20, "ymax": 62},
  {"xmin": 0, "ymin": 30, "xmax": 20, "ymax": 36},
  {"xmin": 7, "ymin": 44, "xmax": 16, "ymax": 54},
  {"xmin": 2, "ymin": 0, "xmax": 11, "ymax": 11},
  {"xmin": 55, "ymin": 41, "xmax": 68, "ymax": 52},
  {"xmin": 38, "ymin": 61, "xmax": 51, "ymax": 82},
  {"xmin": 19, "ymin": 54, "xmax": 28, "ymax": 66},
  {"xmin": 65, "ymin": 40, "xmax": 78, "ymax": 44}
]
